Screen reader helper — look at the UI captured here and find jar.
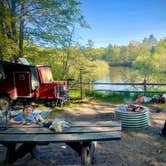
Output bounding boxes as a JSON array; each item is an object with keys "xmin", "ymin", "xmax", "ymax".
[{"xmin": 55, "ymin": 122, "xmax": 62, "ymax": 132}]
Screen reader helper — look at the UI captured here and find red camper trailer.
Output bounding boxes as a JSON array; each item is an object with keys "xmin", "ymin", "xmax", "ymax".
[{"xmin": 0, "ymin": 60, "xmax": 69, "ymax": 106}]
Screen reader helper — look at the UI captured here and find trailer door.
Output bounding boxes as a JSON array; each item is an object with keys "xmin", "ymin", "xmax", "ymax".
[{"xmin": 14, "ymin": 72, "xmax": 31, "ymax": 97}]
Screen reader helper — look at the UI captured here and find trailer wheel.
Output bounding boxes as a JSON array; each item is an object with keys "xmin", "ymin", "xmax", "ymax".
[
  {"xmin": 57, "ymin": 99, "xmax": 63, "ymax": 107},
  {"xmin": 0, "ymin": 97, "xmax": 10, "ymax": 110}
]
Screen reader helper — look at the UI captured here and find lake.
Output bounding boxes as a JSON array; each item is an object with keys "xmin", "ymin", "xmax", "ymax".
[{"xmin": 94, "ymin": 66, "xmax": 166, "ymax": 92}]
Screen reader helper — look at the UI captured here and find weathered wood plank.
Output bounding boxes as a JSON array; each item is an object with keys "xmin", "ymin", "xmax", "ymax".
[
  {"xmin": 71, "ymin": 121, "xmax": 121, "ymax": 127},
  {"xmin": 0, "ymin": 127, "xmax": 53, "ymax": 134},
  {"xmin": 9, "ymin": 124, "xmax": 41, "ymax": 128},
  {"xmin": 0, "ymin": 126, "xmax": 121, "ymax": 134},
  {"xmin": 64, "ymin": 126, "xmax": 121, "ymax": 133},
  {"xmin": 10, "ymin": 121, "xmax": 121, "ymax": 128},
  {"xmin": 0, "ymin": 131, "xmax": 121, "ymax": 143}
]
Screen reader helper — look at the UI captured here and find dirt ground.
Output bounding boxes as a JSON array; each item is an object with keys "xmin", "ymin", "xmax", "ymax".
[{"xmin": 0, "ymin": 103, "xmax": 166, "ymax": 166}]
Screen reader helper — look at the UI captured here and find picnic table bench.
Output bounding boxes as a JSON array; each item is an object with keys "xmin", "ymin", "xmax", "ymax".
[{"xmin": 0, "ymin": 121, "xmax": 121, "ymax": 165}]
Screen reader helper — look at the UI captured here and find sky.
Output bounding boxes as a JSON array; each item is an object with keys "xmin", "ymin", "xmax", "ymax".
[{"xmin": 77, "ymin": 0, "xmax": 166, "ymax": 47}]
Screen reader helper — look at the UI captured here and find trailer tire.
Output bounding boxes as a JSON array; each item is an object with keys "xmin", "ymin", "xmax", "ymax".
[
  {"xmin": 57, "ymin": 99, "xmax": 63, "ymax": 107},
  {"xmin": 0, "ymin": 97, "xmax": 10, "ymax": 110}
]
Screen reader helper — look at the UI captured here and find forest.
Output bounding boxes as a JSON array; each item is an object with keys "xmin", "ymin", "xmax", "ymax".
[{"xmin": 0, "ymin": 0, "xmax": 166, "ymax": 83}]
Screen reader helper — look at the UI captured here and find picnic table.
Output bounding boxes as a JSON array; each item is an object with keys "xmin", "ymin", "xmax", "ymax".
[{"xmin": 0, "ymin": 121, "xmax": 121, "ymax": 165}]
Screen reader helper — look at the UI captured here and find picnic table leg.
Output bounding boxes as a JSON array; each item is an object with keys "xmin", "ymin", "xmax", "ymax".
[
  {"xmin": 81, "ymin": 141, "xmax": 96, "ymax": 165},
  {"xmin": 3, "ymin": 143, "xmax": 16, "ymax": 164},
  {"xmin": 3, "ymin": 143, "xmax": 36, "ymax": 164},
  {"xmin": 66, "ymin": 142, "xmax": 82, "ymax": 156},
  {"xmin": 66, "ymin": 141, "xmax": 96, "ymax": 165},
  {"xmin": 89, "ymin": 142, "xmax": 96, "ymax": 164}
]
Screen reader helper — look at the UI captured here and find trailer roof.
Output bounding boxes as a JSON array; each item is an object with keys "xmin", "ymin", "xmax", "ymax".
[
  {"xmin": 36, "ymin": 65, "xmax": 51, "ymax": 67},
  {"xmin": 0, "ymin": 61, "xmax": 52, "ymax": 70},
  {"xmin": 0, "ymin": 60, "xmax": 36, "ymax": 67}
]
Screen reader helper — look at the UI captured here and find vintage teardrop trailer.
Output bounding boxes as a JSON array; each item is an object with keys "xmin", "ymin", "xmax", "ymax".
[{"xmin": 0, "ymin": 60, "xmax": 69, "ymax": 107}]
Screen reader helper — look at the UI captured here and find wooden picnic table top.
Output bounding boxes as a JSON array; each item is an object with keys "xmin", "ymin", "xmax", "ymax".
[{"xmin": 0, "ymin": 121, "xmax": 121, "ymax": 144}]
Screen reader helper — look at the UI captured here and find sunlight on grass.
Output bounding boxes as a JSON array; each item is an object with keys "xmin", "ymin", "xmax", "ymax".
[
  {"xmin": 33, "ymin": 91, "xmax": 166, "ymax": 120},
  {"xmin": 85, "ymin": 91, "xmax": 138, "ymax": 104}
]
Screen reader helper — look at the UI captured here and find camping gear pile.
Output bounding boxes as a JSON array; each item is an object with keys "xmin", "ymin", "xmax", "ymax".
[{"xmin": 135, "ymin": 94, "xmax": 166, "ymax": 104}]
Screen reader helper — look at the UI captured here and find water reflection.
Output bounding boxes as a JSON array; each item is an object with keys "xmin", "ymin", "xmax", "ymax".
[
  {"xmin": 94, "ymin": 77, "xmax": 143, "ymax": 91},
  {"xmin": 94, "ymin": 66, "xmax": 166, "ymax": 92},
  {"xmin": 109, "ymin": 66, "xmax": 142, "ymax": 83}
]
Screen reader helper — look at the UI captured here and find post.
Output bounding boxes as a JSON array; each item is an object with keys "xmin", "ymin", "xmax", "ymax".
[
  {"xmin": 143, "ymin": 79, "xmax": 147, "ymax": 96},
  {"xmin": 80, "ymin": 68, "xmax": 83, "ymax": 100},
  {"xmin": 88, "ymin": 81, "xmax": 91, "ymax": 92},
  {"xmin": 67, "ymin": 79, "xmax": 70, "ymax": 89}
]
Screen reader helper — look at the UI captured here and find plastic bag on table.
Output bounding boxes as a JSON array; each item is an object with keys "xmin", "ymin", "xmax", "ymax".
[{"xmin": 49, "ymin": 118, "xmax": 71, "ymax": 132}]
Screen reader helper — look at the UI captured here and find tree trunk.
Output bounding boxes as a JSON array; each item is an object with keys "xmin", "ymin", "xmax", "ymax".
[
  {"xmin": 19, "ymin": 1, "xmax": 25, "ymax": 58},
  {"xmin": 0, "ymin": 48, "xmax": 3, "ymax": 60},
  {"xmin": 11, "ymin": 0, "xmax": 18, "ymax": 62},
  {"xmin": 143, "ymin": 78, "xmax": 147, "ymax": 96},
  {"xmin": 63, "ymin": 26, "xmax": 75, "ymax": 79},
  {"xmin": 11, "ymin": 0, "xmax": 17, "ymax": 43},
  {"xmin": 0, "ymin": 0, "xmax": 18, "ymax": 62}
]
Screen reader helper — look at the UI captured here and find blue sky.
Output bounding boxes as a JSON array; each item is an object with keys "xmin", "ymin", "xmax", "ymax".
[{"xmin": 77, "ymin": 0, "xmax": 166, "ymax": 47}]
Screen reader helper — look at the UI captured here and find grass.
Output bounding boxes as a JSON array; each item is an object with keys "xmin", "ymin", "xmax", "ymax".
[
  {"xmin": 84, "ymin": 91, "xmax": 139, "ymax": 104},
  {"xmin": 32, "ymin": 91, "xmax": 166, "ymax": 119},
  {"xmin": 69, "ymin": 90, "xmax": 135, "ymax": 103},
  {"xmin": 69, "ymin": 90, "xmax": 81, "ymax": 99},
  {"xmin": 33, "ymin": 90, "xmax": 166, "ymax": 108}
]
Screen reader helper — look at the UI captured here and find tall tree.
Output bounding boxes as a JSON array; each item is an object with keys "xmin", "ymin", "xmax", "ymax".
[
  {"xmin": 102, "ymin": 44, "xmax": 113, "ymax": 62},
  {"xmin": 155, "ymin": 38, "xmax": 166, "ymax": 73},
  {"xmin": 143, "ymin": 34, "xmax": 157, "ymax": 52},
  {"xmin": 0, "ymin": 0, "xmax": 87, "ymax": 60},
  {"xmin": 0, "ymin": 0, "xmax": 18, "ymax": 61},
  {"xmin": 132, "ymin": 45, "xmax": 158, "ymax": 82}
]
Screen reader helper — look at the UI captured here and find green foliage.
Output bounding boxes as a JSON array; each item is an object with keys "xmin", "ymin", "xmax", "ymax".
[
  {"xmin": 102, "ymin": 44, "xmax": 113, "ymax": 61},
  {"xmin": 0, "ymin": 31, "xmax": 19, "ymax": 60},
  {"xmin": 69, "ymin": 90, "xmax": 81, "ymax": 98},
  {"xmin": 23, "ymin": 35, "xmax": 166, "ymax": 83},
  {"xmin": 133, "ymin": 46, "xmax": 154, "ymax": 80},
  {"xmin": 1, "ymin": 0, "xmax": 165, "ymax": 85},
  {"xmin": 22, "ymin": 0, "xmax": 88, "ymax": 46},
  {"xmin": 0, "ymin": 0, "xmax": 88, "ymax": 60},
  {"xmin": 24, "ymin": 43, "xmax": 109, "ymax": 81},
  {"xmin": 155, "ymin": 38, "xmax": 166, "ymax": 72},
  {"xmin": 102, "ymin": 35, "xmax": 166, "ymax": 83},
  {"xmin": 132, "ymin": 38, "xmax": 166, "ymax": 82},
  {"xmin": 0, "ymin": 2, "xmax": 19, "ymax": 60}
]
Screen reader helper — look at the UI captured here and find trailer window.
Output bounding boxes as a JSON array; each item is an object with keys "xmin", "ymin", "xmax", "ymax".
[
  {"xmin": 30, "ymin": 67, "xmax": 40, "ymax": 90},
  {"xmin": 40, "ymin": 68, "xmax": 54, "ymax": 83},
  {"xmin": 18, "ymin": 74, "xmax": 25, "ymax": 80}
]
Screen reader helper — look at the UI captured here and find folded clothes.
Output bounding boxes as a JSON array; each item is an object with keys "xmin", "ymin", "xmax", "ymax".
[{"xmin": 32, "ymin": 110, "xmax": 52, "ymax": 118}]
